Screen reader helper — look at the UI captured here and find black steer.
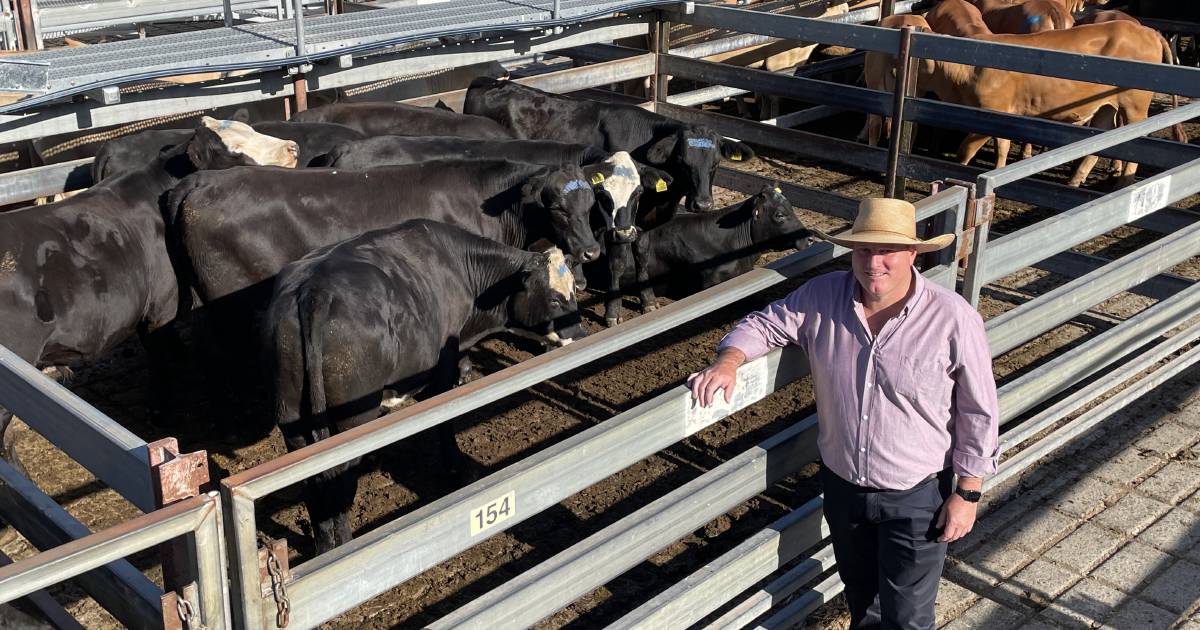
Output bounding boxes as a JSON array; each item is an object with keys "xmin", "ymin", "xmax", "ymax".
[
  {"xmin": 463, "ymin": 77, "xmax": 755, "ymax": 217},
  {"xmin": 266, "ymin": 219, "xmax": 584, "ymax": 552},
  {"xmin": 93, "ymin": 121, "xmax": 366, "ymax": 181},
  {"xmin": 170, "ymin": 159, "xmax": 602, "ymax": 316},
  {"xmin": 293, "ymin": 101, "xmax": 513, "ymax": 139},
  {"xmin": 588, "ymin": 186, "xmax": 810, "ymax": 317},
  {"xmin": 0, "ymin": 117, "xmax": 299, "ymax": 466},
  {"xmin": 325, "ymin": 136, "xmax": 607, "ymax": 170}
]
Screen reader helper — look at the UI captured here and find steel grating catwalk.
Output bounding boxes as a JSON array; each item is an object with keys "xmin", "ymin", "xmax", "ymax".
[
  {"xmin": 36, "ymin": 0, "xmax": 286, "ymax": 34},
  {"xmin": 0, "ymin": 0, "xmax": 668, "ymax": 97}
]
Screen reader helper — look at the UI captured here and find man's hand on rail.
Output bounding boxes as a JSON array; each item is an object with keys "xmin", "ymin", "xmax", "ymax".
[{"xmin": 687, "ymin": 348, "xmax": 747, "ymax": 407}]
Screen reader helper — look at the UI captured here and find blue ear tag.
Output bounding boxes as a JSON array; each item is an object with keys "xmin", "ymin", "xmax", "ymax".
[
  {"xmin": 219, "ymin": 119, "xmax": 234, "ymax": 129},
  {"xmin": 686, "ymin": 137, "xmax": 715, "ymax": 150},
  {"xmin": 562, "ymin": 179, "xmax": 587, "ymax": 194},
  {"xmin": 557, "ymin": 263, "xmax": 570, "ymax": 277},
  {"xmin": 1026, "ymin": 14, "xmax": 1041, "ymax": 27}
]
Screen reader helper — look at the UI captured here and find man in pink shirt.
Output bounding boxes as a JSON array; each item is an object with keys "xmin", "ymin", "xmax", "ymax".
[{"xmin": 690, "ymin": 198, "xmax": 999, "ymax": 630}]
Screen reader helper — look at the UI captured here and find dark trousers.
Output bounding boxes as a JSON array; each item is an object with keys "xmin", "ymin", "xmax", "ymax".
[{"xmin": 820, "ymin": 466, "xmax": 953, "ymax": 630}]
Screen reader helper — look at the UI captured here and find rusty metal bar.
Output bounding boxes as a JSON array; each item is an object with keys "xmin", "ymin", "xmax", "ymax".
[{"xmin": 884, "ymin": 25, "xmax": 914, "ymax": 198}]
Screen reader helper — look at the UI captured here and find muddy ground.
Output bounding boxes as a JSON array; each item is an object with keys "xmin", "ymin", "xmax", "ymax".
[{"xmin": 2, "ymin": 88, "xmax": 1198, "ymax": 629}]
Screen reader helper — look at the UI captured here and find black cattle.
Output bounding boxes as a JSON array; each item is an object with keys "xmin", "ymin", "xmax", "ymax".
[
  {"xmin": 292, "ymin": 101, "xmax": 514, "ymax": 139},
  {"xmin": 170, "ymin": 159, "xmax": 602, "ymax": 320},
  {"xmin": 587, "ymin": 186, "xmax": 810, "ymax": 319},
  {"xmin": 93, "ymin": 121, "xmax": 365, "ymax": 181},
  {"xmin": 463, "ymin": 77, "xmax": 755, "ymax": 216},
  {"xmin": 325, "ymin": 136, "xmax": 606, "ymax": 170},
  {"xmin": 266, "ymin": 219, "xmax": 583, "ymax": 552},
  {"xmin": 0, "ymin": 118, "xmax": 299, "ymax": 465}
]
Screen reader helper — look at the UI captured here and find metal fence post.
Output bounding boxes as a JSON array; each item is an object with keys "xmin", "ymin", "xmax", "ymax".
[
  {"xmin": 651, "ymin": 11, "xmax": 670, "ymax": 110},
  {"xmin": 961, "ymin": 178, "xmax": 996, "ymax": 306},
  {"xmin": 884, "ymin": 26, "xmax": 916, "ymax": 198},
  {"xmin": 149, "ymin": 438, "xmax": 211, "ymax": 629}
]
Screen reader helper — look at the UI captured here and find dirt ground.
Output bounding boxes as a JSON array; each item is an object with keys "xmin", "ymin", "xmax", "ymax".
[{"xmin": 2, "ymin": 88, "xmax": 1199, "ymax": 629}]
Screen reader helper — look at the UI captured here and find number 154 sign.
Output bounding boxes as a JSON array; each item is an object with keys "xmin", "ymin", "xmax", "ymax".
[{"xmin": 470, "ymin": 491, "xmax": 516, "ymax": 536}]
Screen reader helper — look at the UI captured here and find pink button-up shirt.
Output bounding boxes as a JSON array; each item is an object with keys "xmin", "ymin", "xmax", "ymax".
[{"xmin": 718, "ymin": 269, "xmax": 999, "ymax": 490}]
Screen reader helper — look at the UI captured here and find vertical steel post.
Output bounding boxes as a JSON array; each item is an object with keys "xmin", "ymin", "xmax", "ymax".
[
  {"xmin": 14, "ymin": 0, "xmax": 36, "ymax": 50},
  {"xmin": 881, "ymin": 0, "xmax": 896, "ymax": 21},
  {"xmin": 222, "ymin": 485, "xmax": 268, "ymax": 630},
  {"xmin": 651, "ymin": 13, "xmax": 670, "ymax": 111},
  {"xmin": 291, "ymin": 0, "xmax": 309, "ymax": 114},
  {"xmin": 194, "ymin": 494, "xmax": 230, "ymax": 630},
  {"xmin": 223, "ymin": 0, "xmax": 233, "ymax": 27},
  {"xmin": 552, "ymin": 0, "xmax": 560, "ymax": 21},
  {"xmin": 961, "ymin": 176, "xmax": 995, "ymax": 307},
  {"xmin": 884, "ymin": 26, "xmax": 915, "ymax": 199}
]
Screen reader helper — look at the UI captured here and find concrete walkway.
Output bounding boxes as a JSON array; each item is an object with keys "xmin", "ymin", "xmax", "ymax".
[{"xmin": 931, "ymin": 372, "xmax": 1200, "ymax": 629}]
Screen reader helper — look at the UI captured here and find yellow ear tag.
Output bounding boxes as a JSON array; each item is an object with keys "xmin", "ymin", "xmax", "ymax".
[
  {"xmin": 730, "ymin": 151, "xmax": 743, "ymax": 161},
  {"xmin": 590, "ymin": 173, "xmax": 605, "ymax": 185},
  {"xmin": 773, "ymin": 185, "xmax": 782, "ymax": 194},
  {"xmin": 655, "ymin": 178, "xmax": 668, "ymax": 193}
]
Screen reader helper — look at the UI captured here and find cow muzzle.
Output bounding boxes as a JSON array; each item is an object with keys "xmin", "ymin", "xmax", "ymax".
[
  {"xmin": 579, "ymin": 245, "xmax": 601, "ymax": 263},
  {"xmin": 609, "ymin": 226, "xmax": 640, "ymax": 244},
  {"xmin": 687, "ymin": 197, "xmax": 714, "ymax": 213},
  {"xmin": 548, "ymin": 322, "xmax": 587, "ymax": 346}
]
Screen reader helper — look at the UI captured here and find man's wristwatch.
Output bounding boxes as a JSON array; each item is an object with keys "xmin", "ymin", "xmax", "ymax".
[{"xmin": 955, "ymin": 487, "xmax": 982, "ymax": 503}]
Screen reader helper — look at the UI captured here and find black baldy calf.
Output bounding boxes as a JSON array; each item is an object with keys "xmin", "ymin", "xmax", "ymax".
[
  {"xmin": 463, "ymin": 77, "xmax": 754, "ymax": 215},
  {"xmin": 266, "ymin": 219, "xmax": 583, "ymax": 553},
  {"xmin": 93, "ymin": 121, "xmax": 364, "ymax": 181},
  {"xmin": 0, "ymin": 117, "xmax": 298, "ymax": 465},
  {"xmin": 293, "ymin": 101, "xmax": 514, "ymax": 139},
  {"xmin": 595, "ymin": 186, "xmax": 810, "ymax": 315}
]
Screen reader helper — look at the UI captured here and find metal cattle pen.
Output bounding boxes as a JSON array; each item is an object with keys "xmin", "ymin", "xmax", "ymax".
[{"xmin": 0, "ymin": 0, "xmax": 1195, "ymax": 627}]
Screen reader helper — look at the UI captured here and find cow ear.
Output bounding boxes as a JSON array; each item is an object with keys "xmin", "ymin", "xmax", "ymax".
[
  {"xmin": 521, "ymin": 180, "xmax": 543, "ymax": 204},
  {"xmin": 640, "ymin": 166, "xmax": 672, "ymax": 193},
  {"xmin": 721, "ymin": 140, "xmax": 754, "ymax": 162},
  {"xmin": 582, "ymin": 164, "xmax": 610, "ymax": 188},
  {"xmin": 527, "ymin": 238, "xmax": 556, "ymax": 254},
  {"xmin": 645, "ymin": 134, "xmax": 677, "ymax": 165},
  {"xmin": 231, "ymin": 108, "xmax": 251, "ymax": 123}
]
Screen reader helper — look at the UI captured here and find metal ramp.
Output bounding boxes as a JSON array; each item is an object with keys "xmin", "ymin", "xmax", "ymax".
[{"xmin": 0, "ymin": 0, "xmax": 668, "ymax": 110}]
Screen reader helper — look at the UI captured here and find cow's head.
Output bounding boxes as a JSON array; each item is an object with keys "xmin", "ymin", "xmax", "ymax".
[
  {"xmin": 188, "ymin": 116, "xmax": 300, "ymax": 170},
  {"xmin": 747, "ymin": 184, "xmax": 811, "ymax": 251},
  {"xmin": 643, "ymin": 125, "xmax": 754, "ymax": 213},
  {"xmin": 581, "ymin": 151, "xmax": 674, "ymax": 245},
  {"xmin": 522, "ymin": 165, "xmax": 603, "ymax": 265},
  {"xmin": 509, "ymin": 247, "xmax": 586, "ymax": 346}
]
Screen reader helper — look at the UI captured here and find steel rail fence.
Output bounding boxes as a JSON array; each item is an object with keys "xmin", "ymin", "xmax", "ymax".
[
  {"xmin": 218, "ymin": 180, "xmax": 967, "ymax": 628},
  {"xmin": 0, "ymin": 491, "xmax": 229, "ymax": 629},
  {"xmin": 0, "ymin": 344, "xmax": 155, "ymax": 512},
  {"xmin": 671, "ymin": 3, "xmax": 1200, "ymax": 98},
  {"xmin": 0, "ymin": 457, "xmax": 161, "ymax": 627}
]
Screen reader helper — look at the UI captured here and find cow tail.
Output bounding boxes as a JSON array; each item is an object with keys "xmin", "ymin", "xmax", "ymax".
[
  {"xmin": 298, "ymin": 289, "xmax": 332, "ymax": 420},
  {"xmin": 1159, "ymin": 35, "xmax": 1190, "ymax": 143},
  {"xmin": 164, "ymin": 176, "xmax": 206, "ymax": 319}
]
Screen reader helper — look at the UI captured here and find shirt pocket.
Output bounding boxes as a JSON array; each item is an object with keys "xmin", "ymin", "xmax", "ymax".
[{"xmin": 879, "ymin": 354, "xmax": 949, "ymax": 404}]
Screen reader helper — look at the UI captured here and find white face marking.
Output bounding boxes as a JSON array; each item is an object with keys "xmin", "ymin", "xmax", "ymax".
[
  {"xmin": 545, "ymin": 247, "xmax": 575, "ymax": 300},
  {"xmin": 200, "ymin": 116, "xmax": 299, "ymax": 168},
  {"xmin": 598, "ymin": 151, "xmax": 641, "ymax": 223}
]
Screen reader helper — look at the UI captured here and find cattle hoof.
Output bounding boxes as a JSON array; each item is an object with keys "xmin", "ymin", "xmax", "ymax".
[
  {"xmin": 642, "ymin": 303, "xmax": 658, "ymax": 313},
  {"xmin": 605, "ymin": 317, "xmax": 622, "ymax": 328}
]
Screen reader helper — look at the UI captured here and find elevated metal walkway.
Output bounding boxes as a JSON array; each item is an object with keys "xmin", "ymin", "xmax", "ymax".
[{"xmin": 0, "ymin": 0, "xmax": 670, "ymax": 110}]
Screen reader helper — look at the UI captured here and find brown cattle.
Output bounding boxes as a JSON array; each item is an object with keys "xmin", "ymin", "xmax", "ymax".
[
  {"xmin": 922, "ymin": 0, "xmax": 1180, "ymax": 186},
  {"xmin": 860, "ymin": 14, "xmax": 933, "ymax": 146},
  {"xmin": 967, "ymin": 0, "xmax": 1074, "ymax": 33}
]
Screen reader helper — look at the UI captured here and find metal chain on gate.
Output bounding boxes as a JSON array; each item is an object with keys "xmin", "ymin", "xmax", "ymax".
[
  {"xmin": 176, "ymin": 597, "xmax": 195, "ymax": 627},
  {"xmin": 266, "ymin": 546, "xmax": 292, "ymax": 628}
]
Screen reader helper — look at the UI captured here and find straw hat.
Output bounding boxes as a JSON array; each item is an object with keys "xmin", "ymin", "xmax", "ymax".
[{"xmin": 814, "ymin": 197, "xmax": 954, "ymax": 254}]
